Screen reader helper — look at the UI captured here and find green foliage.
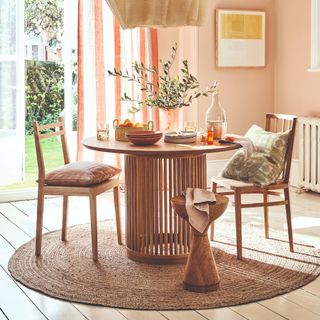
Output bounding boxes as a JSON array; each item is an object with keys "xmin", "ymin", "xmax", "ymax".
[
  {"xmin": 0, "ymin": 135, "xmax": 64, "ymax": 190},
  {"xmin": 25, "ymin": 60, "xmax": 64, "ymax": 134},
  {"xmin": 25, "ymin": 0, "xmax": 64, "ymax": 48},
  {"xmin": 108, "ymin": 43, "xmax": 218, "ymax": 112}
]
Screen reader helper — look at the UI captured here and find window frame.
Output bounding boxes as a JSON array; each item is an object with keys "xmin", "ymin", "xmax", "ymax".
[{"xmin": 0, "ymin": 0, "xmax": 25, "ymax": 186}]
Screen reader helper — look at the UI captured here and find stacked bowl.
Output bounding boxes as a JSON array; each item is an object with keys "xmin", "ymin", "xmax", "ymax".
[{"xmin": 125, "ymin": 131, "xmax": 163, "ymax": 146}]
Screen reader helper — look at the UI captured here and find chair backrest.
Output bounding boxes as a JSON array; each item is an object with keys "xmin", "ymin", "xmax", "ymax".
[
  {"xmin": 33, "ymin": 116, "xmax": 70, "ymax": 183},
  {"xmin": 265, "ymin": 113, "xmax": 297, "ymax": 183}
]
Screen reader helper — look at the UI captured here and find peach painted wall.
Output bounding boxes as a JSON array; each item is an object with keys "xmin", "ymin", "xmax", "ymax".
[
  {"xmin": 274, "ymin": 0, "xmax": 320, "ymax": 117},
  {"xmin": 274, "ymin": 0, "xmax": 320, "ymax": 159},
  {"xmin": 198, "ymin": 0, "xmax": 275, "ymax": 135},
  {"xmin": 158, "ymin": 0, "xmax": 276, "ymax": 159},
  {"xmin": 157, "ymin": 0, "xmax": 320, "ymax": 180}
]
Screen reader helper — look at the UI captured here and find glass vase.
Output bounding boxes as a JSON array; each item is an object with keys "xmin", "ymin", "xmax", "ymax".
[{"xmin": 205, "ymin": 91, "xmax": 227, "ymax": 142}]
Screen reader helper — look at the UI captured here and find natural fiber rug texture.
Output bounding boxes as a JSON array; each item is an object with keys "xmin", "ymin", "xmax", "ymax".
[{"xmin": 8, "ymin": 221, "xmax": 320, "ymax": 310}]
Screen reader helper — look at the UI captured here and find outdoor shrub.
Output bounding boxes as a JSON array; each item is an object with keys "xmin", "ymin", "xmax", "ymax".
[{"xmin": 25, "ymin": 60, "xmax": 64, "ymax": 134}]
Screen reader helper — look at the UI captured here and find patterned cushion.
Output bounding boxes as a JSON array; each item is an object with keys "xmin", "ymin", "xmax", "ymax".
[
  {"xmin": 45, "ymin": 161, "xmax": 121, "ymax": 186},
  {"xmin": 221, "ymin": 125, "xmax": 290, "ymax": 186}
]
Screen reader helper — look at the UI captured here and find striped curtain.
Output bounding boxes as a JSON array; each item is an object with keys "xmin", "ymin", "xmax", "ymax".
[{"xmin": 77, "ymin": 0, "xmax": 160, "ymax": 162}]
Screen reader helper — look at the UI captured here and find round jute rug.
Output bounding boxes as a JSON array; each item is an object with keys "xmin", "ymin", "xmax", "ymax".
[{"xmin": 8, "ymin": 221, "xmax": 320, "ymax": 310}]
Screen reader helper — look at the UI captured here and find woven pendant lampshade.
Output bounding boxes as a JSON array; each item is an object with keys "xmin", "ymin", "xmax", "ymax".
[{"xmin": 105, "ymin": 0, "xmax": 210, "ymax": 29}]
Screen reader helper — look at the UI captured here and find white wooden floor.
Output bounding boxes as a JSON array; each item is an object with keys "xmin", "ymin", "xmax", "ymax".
[{"xmin": 0, "ymin": 189, "xmax": 320, "ymax": 320}]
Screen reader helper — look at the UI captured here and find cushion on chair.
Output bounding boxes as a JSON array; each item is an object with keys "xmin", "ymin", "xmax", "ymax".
[
  {"xmin": 211, "ymin": 176, "xmax": 255, "ymax": 189},
  {"xmin": 221, "ymin": 125, "xmax": 290, "ymax": 186},
  {"xmin": 45, "ymin": 161, "xmax": 121, "ymax": 186}
]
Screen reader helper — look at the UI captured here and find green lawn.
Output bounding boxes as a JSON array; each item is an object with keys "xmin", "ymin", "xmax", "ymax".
[{"xmin": 0, "ymin": 135, "xmax": 64, "ymax": 190}]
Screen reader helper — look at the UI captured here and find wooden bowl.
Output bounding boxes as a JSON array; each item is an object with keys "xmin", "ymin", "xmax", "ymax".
[{"xmin": 126, "ymin": 131, "xmax": 163, "ymax": 145}]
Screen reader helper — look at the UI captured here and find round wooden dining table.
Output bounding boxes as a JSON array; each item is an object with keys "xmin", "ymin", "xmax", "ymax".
[{"xmin": 82, "ymin": 137, "xmax": 239, "ymax": 264}]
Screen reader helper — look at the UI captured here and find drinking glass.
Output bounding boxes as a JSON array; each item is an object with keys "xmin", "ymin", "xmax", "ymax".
[
  {"xmin": 184, "ymin": 121, "xmax": 196, "ymax": 132},
  {"xmin": 96, "ymin": 123, "xmax": 109, "ymax": 141},
  {"xmin": 196, "ymin": 128, "xmax": 207, "ymax": 143}
]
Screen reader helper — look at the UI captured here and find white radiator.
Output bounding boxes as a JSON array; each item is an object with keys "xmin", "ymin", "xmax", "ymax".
[{"xmin": 299, "ymin": 117, "xmax": 320, "ymax": 193}]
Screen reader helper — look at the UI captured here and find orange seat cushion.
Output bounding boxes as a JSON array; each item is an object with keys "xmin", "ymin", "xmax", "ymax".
[{"xmin": 45, "ymin": 161, "xmax": 121, "ymax": 186}]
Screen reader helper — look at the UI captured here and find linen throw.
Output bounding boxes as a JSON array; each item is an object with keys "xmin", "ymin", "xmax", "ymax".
[
  {"xmin": 185, "ymin": 188, "xmax": 216, "ymax": 234},
  {"xmin": 222, "ymin": 134, "xmax": 256, "ymax": 160}
]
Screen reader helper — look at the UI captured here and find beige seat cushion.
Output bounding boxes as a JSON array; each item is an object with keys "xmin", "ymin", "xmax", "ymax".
[
  {"xmin": 45, "ymin": 161, "xmax": 121, "ymax": 187},
  {"xmin": 211, "ymin": 176, "xmax": 255, "ymax": 190}
]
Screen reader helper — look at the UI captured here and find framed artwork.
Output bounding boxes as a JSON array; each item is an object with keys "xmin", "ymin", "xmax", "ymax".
[{"xmin": 216, "ymin": 9, "xmax": 266, "ymax": 67}]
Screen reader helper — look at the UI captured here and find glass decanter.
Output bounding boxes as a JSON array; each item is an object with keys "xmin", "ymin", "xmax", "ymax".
[{"xmin": 205, "ymin": 90, "xmax": 227, "ymax": 143}]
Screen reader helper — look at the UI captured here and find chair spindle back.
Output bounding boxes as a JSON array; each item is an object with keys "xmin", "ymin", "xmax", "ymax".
[
  {"xmin": 265, "ymin": 113, "xmax": 297, "ymax": 183},
  {"xmin": 33, "ymin": 117, "xmax": 70, "ymax": 183}
]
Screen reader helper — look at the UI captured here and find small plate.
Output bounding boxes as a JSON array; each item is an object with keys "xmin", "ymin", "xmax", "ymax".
[
  {"xmin": 164, "ymin": 136, "xmax": 196, "ymax": 144},
  {"xmin": 164, "ymin": 131, "xmax": 197, "ymax": 144},
  {"xmin": 164, "ymin": 131, "xmax": 197, "ymax": 139}
]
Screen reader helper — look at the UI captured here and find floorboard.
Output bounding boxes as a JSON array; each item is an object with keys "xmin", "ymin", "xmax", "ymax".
[
  {"xmin": 0, "ymin": 309, "xmax": 9, "ymax": 320},
  {"xmin": 0, "ymin": 190, "xmax": 319, "ymax": 320},
  {"xmin": 0, "ymin": 203, "xmax": 47, "ymax": 236},
  {"xmin": 302, "ymin": 277, "xmax": 320, "ymax": 297},
  {"xmin": 0, "ymin": 216, "xmax": 88, "ymax": 320},
  {"xmin": 197, "ymin": 308, "xmax": 248, "ymax": 320},
  {"xmin": 72, "ymin": 304, "xmax": 126, "ymax": 320},
  {"xmin": 160, "ymin": 310, "xmax": 207, "ymax": 320},
  {"xmin": 0, "ymin": 266, "xmax": 47, "ymax": 320},
  {"xmin": 118, "ymin": 310, "xmax": 168, "ymax": 320},
  {"xmin": 260, "ymin": 296, "xmax": 320, "ymax": 320},
  {"xmin": 230, "ymin": 303, "xmax": 286, "ymax": 320},
  {"xmin": 0, "ymin": 211, "xmax": 30, "ymax": 248},
  {"xmin": 281, "ymin": 288, "xmax": 320, "ymax": 315}
]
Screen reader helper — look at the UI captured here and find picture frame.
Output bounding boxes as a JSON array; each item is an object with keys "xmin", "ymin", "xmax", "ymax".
[{"xmin": 216, "ymin": 9, "xmax": 266, "ymax": 67}]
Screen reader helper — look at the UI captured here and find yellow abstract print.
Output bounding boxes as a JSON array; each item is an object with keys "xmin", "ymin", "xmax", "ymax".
[{"xmin": 221, "ymin": 14, "xmax": 263, "ymax": 40}]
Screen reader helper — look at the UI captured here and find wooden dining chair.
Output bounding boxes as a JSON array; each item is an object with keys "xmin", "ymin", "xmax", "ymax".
[
  {"xmin": 211, "ymin": 113, "xmax": 297, "ymax": 260},
  {"xmin": 33, "ymin": 117, "xmax": 122, "ymax": 261}
]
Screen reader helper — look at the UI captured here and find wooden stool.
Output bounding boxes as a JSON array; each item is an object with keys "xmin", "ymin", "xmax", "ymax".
[{"xmin": 171, "ymin": 194, "xmax": 229, "ymax": 292}]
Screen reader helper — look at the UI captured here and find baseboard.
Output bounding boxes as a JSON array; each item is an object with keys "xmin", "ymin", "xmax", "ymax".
[{"xmin": 207, "ymin": 158, "xmax": 300, "ymax": 188}]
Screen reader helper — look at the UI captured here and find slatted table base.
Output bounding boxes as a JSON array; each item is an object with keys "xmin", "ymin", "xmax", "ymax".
[{"xmin": 125, "ymin": 154, "xmax": 207, "ymax": 264}]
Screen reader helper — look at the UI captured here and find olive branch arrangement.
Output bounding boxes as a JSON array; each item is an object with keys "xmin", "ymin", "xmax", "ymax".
[{"xmin": 108, "ymin": 43, "xmax": 218, "ymax": 113}]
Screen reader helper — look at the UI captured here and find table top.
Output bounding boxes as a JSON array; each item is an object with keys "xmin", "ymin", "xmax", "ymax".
[{"xmin": 82, "ymin": 137, "xmax": 240, "ymax": 156}]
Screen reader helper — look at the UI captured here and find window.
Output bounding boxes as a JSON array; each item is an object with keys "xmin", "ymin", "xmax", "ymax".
[
  {"xmin": 310, "ymin": 0, "xmax": 320, "ymax": 71},
  {"xmin": 32, "ymin": 44, "xmax": 39, "ymax": 60},
  {"xmin": 0, "ymin": 0, "xmax": 25, "ymax": 185}
]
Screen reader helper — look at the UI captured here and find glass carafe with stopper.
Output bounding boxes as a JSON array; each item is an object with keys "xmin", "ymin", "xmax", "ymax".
[{"xmin": 205, "ymin": 90, "xmax": 227, "ymax": 144}]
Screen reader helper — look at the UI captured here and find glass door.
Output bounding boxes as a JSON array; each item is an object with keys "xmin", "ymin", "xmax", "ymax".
[{"xmin": 0, "ymin": 0, "xmax": 25, "ymax": 186}]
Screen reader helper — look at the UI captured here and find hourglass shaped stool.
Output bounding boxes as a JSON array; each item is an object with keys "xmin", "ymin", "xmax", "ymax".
[{"xmin": 171, "ymin": 194, "xmax": 229, "ymax": 292}]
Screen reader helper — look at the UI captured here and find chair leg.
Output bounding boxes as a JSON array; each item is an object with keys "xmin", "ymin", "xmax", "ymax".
[
  {"xmin": 35, "ymin": 188, "xmax": 45, "ymax": 257},
  {"xmin": 89, "ymin": 195, "xmax": 98, "ymax": 261},
  {"xmin": 210, "ymin": 182, "xmax": 217, "ymax": 241},
  {"xmin": 61, "ymin": 196, "xmax": 69, "ymax": 241},
  {"xmin": 210, "ymin": 222, "xmax": 215, "ymax": 241},
  {"xmin": 212, "ymin": 181, "xmax": 217, "ymax": 193},
  {"xmin": 263, "ymin": 191, "xmax": 269, "ymax": 239},
  {"xmin": 113, "ymin": 185, "xmax": 122, "ymax": 245},
  {"xmin": 234, "ymin": 190, "xmax": 242, "ymax": 260},
  {"xmin": 284, "ymin": 188, "xmax": 294, "ymax": 252}
]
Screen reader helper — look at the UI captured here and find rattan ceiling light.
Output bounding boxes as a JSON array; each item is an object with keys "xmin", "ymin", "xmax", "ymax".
[{"xmin": 105, "ymin": 0, "xmax": 210, "ymax": 29}]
